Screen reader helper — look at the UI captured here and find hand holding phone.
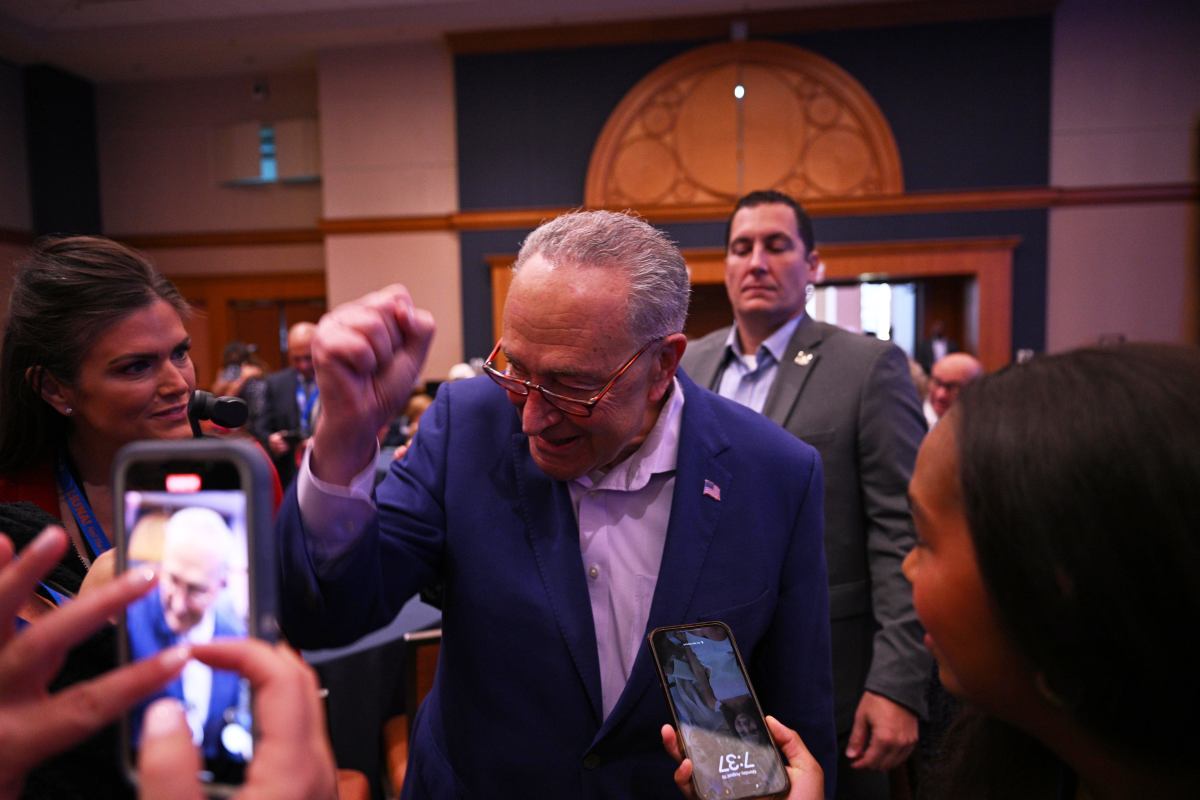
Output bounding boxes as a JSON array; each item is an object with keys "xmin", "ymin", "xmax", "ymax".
[
  {"xmin": 662, "ymin": 716, "xmax": 824, "ymax": 800},
  {"xmin": 649, "ymin": 622, "xmax": 791, "ymax": 800},
  {"xmin": 115, "ymin": 439, "xmax": 277, "ymax": 795},
  {"xmin": 136, "ymin": 639, "xmax": 337, "ymax": 800}
]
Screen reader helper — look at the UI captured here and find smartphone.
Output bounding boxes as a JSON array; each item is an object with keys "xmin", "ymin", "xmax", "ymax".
[
  {"xmin": 114, "ymin": 438, "xmax": 277, "ymax": 794},
  {"xmin": 648, "ymin": 621, "xmax": 790, "ymax": 800}
]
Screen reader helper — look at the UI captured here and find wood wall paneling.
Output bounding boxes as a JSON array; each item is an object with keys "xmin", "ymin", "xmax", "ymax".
[
  {"xmin": 170, "ymin": 272, "xmax": 326, "ymax": 388},
  {"xmin": 81, "ymin": 183, "xmax": 1197, "ymax": 247},
  {"xmin": 585, "ymin": 42, "xmax": 903, "ymax": 208}
]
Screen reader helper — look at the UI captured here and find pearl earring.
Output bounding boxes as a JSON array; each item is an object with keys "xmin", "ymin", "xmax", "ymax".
[{"xmin": 63, "ymin": 407, "xmax": 73, "ymax": 416}]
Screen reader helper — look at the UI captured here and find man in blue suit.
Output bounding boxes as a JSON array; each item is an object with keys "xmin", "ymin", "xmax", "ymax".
[
  {"xmin": 128, "ymin": 507, "xmax": 247, "ymax": 763},
  {"xmin": 278, "ymin": 210, "xmax": 836, "ymax": 798}
]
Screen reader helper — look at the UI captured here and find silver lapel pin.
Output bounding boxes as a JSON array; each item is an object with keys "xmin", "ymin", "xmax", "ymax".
[{"xmin": 794, "ymin": 350, "xmax": 814, "ymax": 366}]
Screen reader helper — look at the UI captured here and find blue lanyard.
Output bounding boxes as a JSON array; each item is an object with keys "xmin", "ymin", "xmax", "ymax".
[
  {"xmin": 33, "ymin": 580, "xmax": 72, "ymax": 613},
  {"xmin": 295, "ymin": 380, "xmax": 318, "ymax": 435},
  {"xmin": 54, "ymin": 455, "xmax": 111, "ymax": 559}
]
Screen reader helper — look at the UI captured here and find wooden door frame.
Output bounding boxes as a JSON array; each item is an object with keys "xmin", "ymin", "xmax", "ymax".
[
  {"xmin": 489, "ymin": 237, "xmax": 1017, "ymax": 371},
  {"xmin": 170, "ymin": 272, "xmax": 327, "ymax": 384}
]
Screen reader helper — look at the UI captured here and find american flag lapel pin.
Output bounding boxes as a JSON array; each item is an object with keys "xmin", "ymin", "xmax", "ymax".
[
  {"xmin": 794, "ymin": 350, "xmax": 814, "ymax": 366},
  {"xmin": 703, "ymin": 479, "xmax": 721, "ymax": 502}
]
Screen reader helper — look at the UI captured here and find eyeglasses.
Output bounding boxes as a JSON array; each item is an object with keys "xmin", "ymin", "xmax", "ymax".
[{"xmin": 482, "ymin": 338, "xmax": 658, "ymax": 417}]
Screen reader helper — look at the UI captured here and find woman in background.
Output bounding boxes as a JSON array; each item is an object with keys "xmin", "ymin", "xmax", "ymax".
[
  {"xmin": 0, "ymin": 236, "xmax": 197, "ymax": 588},
  {"xmin": 667, "ymin": 343, "xmax": 1200, "ymax": 799},
  {"xmin": 0, "ymin": 236, "xmax": 197, "ymax": 799}
]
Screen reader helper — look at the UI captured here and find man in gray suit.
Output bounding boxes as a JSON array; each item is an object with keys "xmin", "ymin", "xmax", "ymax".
[{"xmin": 681, "ymin": 190, "xmax": 930, "ymax": 799}]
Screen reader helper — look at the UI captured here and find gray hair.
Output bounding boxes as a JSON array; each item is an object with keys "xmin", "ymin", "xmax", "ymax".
[
  {"xmin": 164, "ymin": 506, "xmax": 235, "ymax": 576},
  {"xmin": 513, "ymin": 210, "xmax": 690, "ymax": 343}
]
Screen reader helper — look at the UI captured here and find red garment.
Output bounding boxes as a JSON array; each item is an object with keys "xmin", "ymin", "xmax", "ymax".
[
  {"xmin": 0, "ymin": 443, "xmax": 283, "ymax": 521},
  {"xmin": 0, "ymin": 458, "xmax": 59, "ymax": 517}
]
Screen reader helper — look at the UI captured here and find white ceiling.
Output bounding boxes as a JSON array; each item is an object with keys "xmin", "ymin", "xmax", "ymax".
[{"xmin": 0, "ymin": 0, "xmax": 906, "ymax": 83}]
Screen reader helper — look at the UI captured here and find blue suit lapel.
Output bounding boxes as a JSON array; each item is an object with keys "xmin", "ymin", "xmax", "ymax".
[
  {"xmin": 597, "ymin": 375, "xmax": 731, "ymax": 737},
  {"xmin": 510, "ymin": 433, "xmax": 604, "ymax": 724}
]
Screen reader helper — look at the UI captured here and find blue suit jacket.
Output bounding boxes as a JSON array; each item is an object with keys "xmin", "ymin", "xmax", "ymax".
[
  {"xmin": 278, "ymin": 371, "xmax": 836, "ymax": 798},
  {"xmin": 127, "ymin": 587, "xmax": 245, "ymax": 760}
]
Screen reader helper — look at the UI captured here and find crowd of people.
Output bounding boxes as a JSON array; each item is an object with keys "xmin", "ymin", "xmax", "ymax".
[{"xmin": 0, "ymin": 193, "xmax": 1196, "ymax": 800}]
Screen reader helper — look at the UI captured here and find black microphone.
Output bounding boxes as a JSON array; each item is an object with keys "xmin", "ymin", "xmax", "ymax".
[{"xmin": 188, "ymin": 390, "xmax": 249, "ymax": 437}]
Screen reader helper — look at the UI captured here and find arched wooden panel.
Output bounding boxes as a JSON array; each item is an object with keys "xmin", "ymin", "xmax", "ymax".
[{"xmin": 586, "ymin": 41, "xmax": 903, "ymax": 206}]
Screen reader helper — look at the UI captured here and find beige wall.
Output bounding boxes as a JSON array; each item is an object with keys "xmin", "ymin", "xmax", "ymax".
[
  {"xmin": 318, "ymin": 43, "xmax": 462, "ymax": 379},
  {"xmin": 1047, "ymin": 0, "xmax": 1200, "ymax": 349},
  {"xmin": 97, "ymin": 71, "xmax": 322, "ymax": 236},
  {"xmin": 318, "ymin": 43, "xmax": 458, "ymax": 218},
  {"xmin": 325, "ymin": 233, "xmax": 463, "ymax": 380}
]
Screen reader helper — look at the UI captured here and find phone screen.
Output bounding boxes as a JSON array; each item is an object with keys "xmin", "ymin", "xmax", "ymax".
[
  {"xmin": 649, "ymin": 622, "xmax": 789, "ymax": 800},
  {"xmin": 119, "ymin": 456, "xmax": 253, "ymax": 788}
]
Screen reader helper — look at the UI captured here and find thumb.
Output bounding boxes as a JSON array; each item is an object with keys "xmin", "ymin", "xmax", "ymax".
[
  {"xmin": 845, "ymin": 706, "xmax": 869, "ymax": 760},
  {"xmin": 136, "ymin": 698, "xmax": 205, "ymax": 800}
]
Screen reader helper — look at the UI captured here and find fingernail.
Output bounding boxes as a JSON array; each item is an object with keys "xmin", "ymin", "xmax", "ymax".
[
  {"xmin": 142, "ymin": 698, "xmax": 186, "ymax": 739},
  {"xmin": 126, "ymin": 566, "xmax": 157, "ymax": 585},
  {"xmin": 159, "ymin": 643, "xmax": 190, "ymax": 668}
]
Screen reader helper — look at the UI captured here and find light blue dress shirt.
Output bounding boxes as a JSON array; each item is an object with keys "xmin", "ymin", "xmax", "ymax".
[{"xmin": 713, "ymin": 315, "xmax": 804, "ymax": 412}]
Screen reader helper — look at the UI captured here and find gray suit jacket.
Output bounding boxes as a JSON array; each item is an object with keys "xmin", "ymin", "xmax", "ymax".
[{"xmin": 682, "ymin": 317, "xmax": 930, "ymax": 732}]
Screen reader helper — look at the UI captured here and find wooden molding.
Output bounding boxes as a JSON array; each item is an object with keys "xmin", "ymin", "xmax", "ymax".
[
  {"xmin": 317, "ymin": 215, "xmax": 454, "ymax": 235},
  {"xmin": 321, "ymin": 182, "xmax": 1199, "ymax": 236},
  {"xmin": 169, "ymin": 271, "xmax": 326, "ymax": 295},
  {"xmin": 114, "ymin": 228, "xmax": 324, "ymax": 249},
  {"xmin": 447, "ymin": 0, "xmax": 1059, "ymax": 55},
  {"xmin": 87, "ymin": 182, "xmax": 1196, "ymax": 249}
]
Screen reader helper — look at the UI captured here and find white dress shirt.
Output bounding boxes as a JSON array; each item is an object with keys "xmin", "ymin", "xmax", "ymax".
[
  {"xmin": 180, "ymin": 610, "xmax": 216, "ymax": 745},
  {"xmin": 568, "ymin": 379, "xmax": 683, "ymax": 715}
]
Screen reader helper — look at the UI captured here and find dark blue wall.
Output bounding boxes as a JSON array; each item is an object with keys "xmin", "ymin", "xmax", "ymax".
[
  {"xmin": 24, "ymin": 65, "xmax": 102, "ymax": 236},
  {"xmin": 456, "ymin": 15, "xmax": 1053, "ymax": 359}
]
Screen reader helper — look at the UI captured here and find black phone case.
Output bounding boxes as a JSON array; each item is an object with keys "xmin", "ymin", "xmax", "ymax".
[
  {"xmin": 647, "ymin": 621, "xmax": 790, "ymax": 800},
  {"xmin": 113, "ymin": 438, "xmax": 277, "ymax": 796}
]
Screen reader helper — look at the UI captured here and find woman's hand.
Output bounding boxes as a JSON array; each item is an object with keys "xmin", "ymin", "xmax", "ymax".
[
  {"xmin": 661, "ymin": 715, "xmax": 824, "ymax": 800},
  {"xmin": 0, "ymin": 527, "xmax": 188, "ymax": 800},
  {"xmin": 137, "ymin": 639, "xmax": 338, "ymax": 800}
]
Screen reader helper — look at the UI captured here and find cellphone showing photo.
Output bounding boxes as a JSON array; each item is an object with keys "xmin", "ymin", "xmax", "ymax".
[
  {"xmin": 649, "ymin": 621, "xmax": 790, "ymax": 800},
  {"xmin": 114, "ymin": 439, "xmax": 276, "ymax": 795}
]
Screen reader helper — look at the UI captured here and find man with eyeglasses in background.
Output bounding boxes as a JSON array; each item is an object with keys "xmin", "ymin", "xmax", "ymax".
[
  {"xmin": 276, "ymin": 210, "xmax": 837, "ymax": 798},
  {"xmin": 924, "ymin": 352, "xmax": 983, "ymax": 428}
]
